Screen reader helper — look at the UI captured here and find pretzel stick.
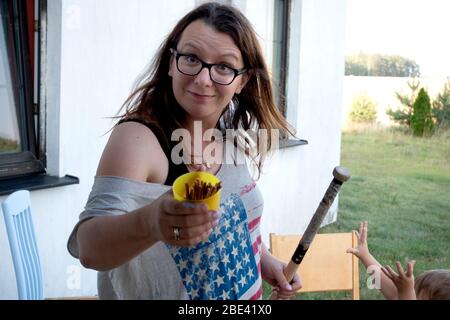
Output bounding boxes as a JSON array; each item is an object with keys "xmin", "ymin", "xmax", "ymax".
[
  {"xmin": 184, "ymin": 179, "xmax": 221, "ymax": 200},
  {"xmin": 269, "ymin": 166, "xmax": 351, "ymax": 300}
]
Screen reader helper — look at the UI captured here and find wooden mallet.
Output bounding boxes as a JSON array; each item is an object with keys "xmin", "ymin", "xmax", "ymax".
[{"xmin": 270, "ymin": 166, "xmax": 351, "ymax": 300}]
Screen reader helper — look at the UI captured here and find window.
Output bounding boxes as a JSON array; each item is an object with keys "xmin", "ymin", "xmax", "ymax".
[
  {"xmin": 0, "ymin": 0, "xmax": 44, "ymax": 179},
  {"xmin": 272, "ymin": 0, "xmax": 290, "ymax": 116},
  {"xmin": 0, "ymin": 0, "xmax": 78, "ymax": 195},
  {"xmin": 273, "ymin": 0, "xmax": 307, "ymax": 148}
]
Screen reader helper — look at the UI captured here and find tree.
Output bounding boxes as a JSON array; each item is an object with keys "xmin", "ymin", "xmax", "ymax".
[
  {"xmin": 386, "ymin": 78, "xmax": 420, "ymax": 127},
  {"xmin": 411, "ymin": 88, "xmax": 434, "ymax": 136},
  {"xmin": 345, "ymin": 53, "xmax": 368, "ymax": 76},
  {"xmin": 432, "ymin": 79, "xmax": 450, "ymax": 131},
  {"xmin": 349, "ymin": 92, "xmax": 378, "ymax": 123},
  {"xmin": 345, "ymin": 53, "xmax": 420, "ymax": 77}
]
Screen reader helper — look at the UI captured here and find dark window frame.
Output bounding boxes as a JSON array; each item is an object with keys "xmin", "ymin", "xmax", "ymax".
[
  {"xmin": 273, "ymin": 0, "xmax": 291, "ymax": 116},
  {"xmin": 0, "ymin": 0, "xmax": 44, "ymax": 180},
  {"xmin": 273, "ymin": 0, "xmax": 307, "ymax": 148}
]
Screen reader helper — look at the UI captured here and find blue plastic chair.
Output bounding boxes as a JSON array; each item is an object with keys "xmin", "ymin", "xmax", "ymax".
[{"xmin": 2, "ymin": 190, "xmax": 44, "ymax": 300}]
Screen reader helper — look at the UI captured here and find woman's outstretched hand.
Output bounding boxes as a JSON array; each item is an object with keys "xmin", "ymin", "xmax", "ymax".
[{"xmin": 145, "ymin": 191, "xmax": 220, "ymax": 247}]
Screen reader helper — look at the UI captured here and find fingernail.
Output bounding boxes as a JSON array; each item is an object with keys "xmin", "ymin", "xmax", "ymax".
[
  {"xmin": 182, "ymin": 203, "xmax": 196, "ymax": 208},
  {"xmin": 212, "ymin": 219, "xmax": 220, "ymax": 227},
  {"xmin": 285, "ymin": 284, "xmax": 292, "ymax": 291}
]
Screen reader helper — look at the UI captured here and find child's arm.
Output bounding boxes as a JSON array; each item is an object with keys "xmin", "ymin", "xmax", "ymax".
[
  {"xmin": 382, "ymin": 261, "xmax": 416, "ymax": 300},
  {"xmin": 347, "ymin": 221, "xmax": 399, "ymax": 299}
]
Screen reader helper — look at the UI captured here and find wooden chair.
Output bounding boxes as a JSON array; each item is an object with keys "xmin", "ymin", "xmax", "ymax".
[{"xmin": 270, "ymin": 231, "xmax": 360, "ymax": 300}]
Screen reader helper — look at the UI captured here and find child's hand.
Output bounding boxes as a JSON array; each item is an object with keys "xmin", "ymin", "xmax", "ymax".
[
  {"xmin": 346, "ymin": 221, "xmax": 370, "ymax": 260},
  {"xmin": 382, "ymin": 260, "xmax": 416, "ymax": 300}
]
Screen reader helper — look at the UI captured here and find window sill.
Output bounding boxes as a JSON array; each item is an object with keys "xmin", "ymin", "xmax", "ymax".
[
  {"xmin": 279, "ymin": 138, "xmax": 308, "ymax": 149},
  {"xmin": 0, "ymin": 174, "xmax": 79, "ymax": 196}
]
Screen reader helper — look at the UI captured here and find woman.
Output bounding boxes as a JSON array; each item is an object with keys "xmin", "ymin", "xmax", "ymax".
[{"xmin": 68, "ymin": 2, "xmax": 301, "ymax": 300}]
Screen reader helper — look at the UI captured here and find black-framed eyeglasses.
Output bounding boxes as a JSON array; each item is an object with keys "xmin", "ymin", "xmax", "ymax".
[{"xmin": 171, "ymin": 49, "xmax": 247, "ymax": 85}]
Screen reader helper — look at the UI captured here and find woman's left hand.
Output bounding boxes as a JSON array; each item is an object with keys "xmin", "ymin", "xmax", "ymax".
[{"xmin": 261, "ymin": 253, "xmax": 302, "ymax": 299}]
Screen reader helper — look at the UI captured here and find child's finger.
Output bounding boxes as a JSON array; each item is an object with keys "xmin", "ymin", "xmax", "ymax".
[
  {"xmin": 346, "ymin": 248, "xmax": 358, "ymax": 255},
  {"xmin": 385, "ymin": 265, "xmax": 398, "ymax": 278},
  {"xmin": 406, "ymin": 260, "xmax": 416, "ymax": 277},
  {"xmin": 396, "ymin": 261, "xmax": 406, "ymax": 277},
  {"xmin": 381, "ymin": 266, "xmax": 394, "ymax": 281},
  {"xmin": 361, "ymin": 221, "xmax": 368, "ymax": 242},
  {"xmin": 354, "ymin": 231, "xmax": 361, "ymax": 243}
]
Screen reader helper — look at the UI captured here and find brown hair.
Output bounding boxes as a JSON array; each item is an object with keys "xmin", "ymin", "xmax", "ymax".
[
  {"xmin": 414, "ymin": 269, "xmax": 450, "ymax": 300},
  {"xmin": 118, "ymin": 2, "xmax": 294, "ymax": 176}
]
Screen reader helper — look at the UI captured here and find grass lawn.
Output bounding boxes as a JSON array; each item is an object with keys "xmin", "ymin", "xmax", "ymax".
[
  {"xmin": 0, "ymin": 137, "xmax": 19, "ymax": 153},
  {"xmin": 264, "ymin": 128, "xmax": 450, "ymax": 299}
]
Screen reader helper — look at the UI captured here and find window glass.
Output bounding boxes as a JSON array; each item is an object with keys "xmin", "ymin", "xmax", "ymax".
[{"xmin": 0, "ymin": 5, "xmax": 21, "ymax": 154}]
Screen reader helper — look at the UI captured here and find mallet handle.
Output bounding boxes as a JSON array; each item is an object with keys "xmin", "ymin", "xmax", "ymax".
[{"xmin": 270, "ymin": 166, "xmax": 351, "ymax": 300}]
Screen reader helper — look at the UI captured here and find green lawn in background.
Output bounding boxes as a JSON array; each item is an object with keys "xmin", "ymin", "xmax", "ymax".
[
  {"xmin": 0, "ymin": 137, "xmax": 19, "ymax": 153},
  {"xmin": 264, "ymin": 128, "xmax": 450, "ymax": 300}
]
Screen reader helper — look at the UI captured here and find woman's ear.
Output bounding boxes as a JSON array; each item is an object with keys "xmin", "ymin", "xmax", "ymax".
[
  {"xmin": 168, "ymin": 55, "xmax": 174, "ymax": 77},
  {"xmin": 235, "ymin": 72, "xmax": 251, "ymax": 94}
]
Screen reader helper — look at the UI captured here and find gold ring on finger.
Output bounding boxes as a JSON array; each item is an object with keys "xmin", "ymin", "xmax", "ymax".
[{"xmin": 173, "ymin": 226, "xmax": 181, "ymax": 241}]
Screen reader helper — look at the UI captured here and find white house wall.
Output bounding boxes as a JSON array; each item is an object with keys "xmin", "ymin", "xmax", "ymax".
[
  {"xmin": 0, "ymin": 0, "xmax": 347, "ymax": 299},
  {"xmin": 259, "ymin": 0, "xmax": 347, "ymax": 242}
]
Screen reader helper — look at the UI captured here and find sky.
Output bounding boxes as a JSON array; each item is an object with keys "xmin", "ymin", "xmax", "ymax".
[{"xmin": 345, "ymin": 0, "xmax": 450, "ymax": 77}]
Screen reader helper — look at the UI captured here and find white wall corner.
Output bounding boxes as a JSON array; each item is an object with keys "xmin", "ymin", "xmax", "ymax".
[{"xmin": 42, "ymin": 0, "xmax": 63, "ymax": 177}]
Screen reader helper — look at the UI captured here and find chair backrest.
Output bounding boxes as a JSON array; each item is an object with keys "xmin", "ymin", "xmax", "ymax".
[
  {"xmin": 270, "ymin": 232, "xmax": 360, "ymax": 299},
  {"xmin": 2, "ymin": 190, "xmax": 44, "ymax": 300}
]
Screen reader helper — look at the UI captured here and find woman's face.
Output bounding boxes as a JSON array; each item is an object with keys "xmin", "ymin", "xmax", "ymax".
[{"xmin": 169, "ymin": 20, "xmax": 249, "ymax": 126}]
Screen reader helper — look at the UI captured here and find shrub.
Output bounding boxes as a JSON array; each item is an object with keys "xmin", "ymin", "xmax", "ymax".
[
  {"xmin": 386, "ymin": 78, "xmax": 420, "ymax": 127},
  {"xmin": 432, "ymin": 79, "xmax": 450, "ymax": 131},
  {"xmin": 349, "ymin": 92, "xmax": 378, "ymax": 123},
  {"xmin": 411, "ymin": 88, "xmax": 434, "ymax": 136}
]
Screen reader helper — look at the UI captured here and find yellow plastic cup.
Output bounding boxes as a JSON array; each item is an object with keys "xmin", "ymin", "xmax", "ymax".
[{"xmin": 173, "ymin": 171, "xmax": 222, "ymax": 211}]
